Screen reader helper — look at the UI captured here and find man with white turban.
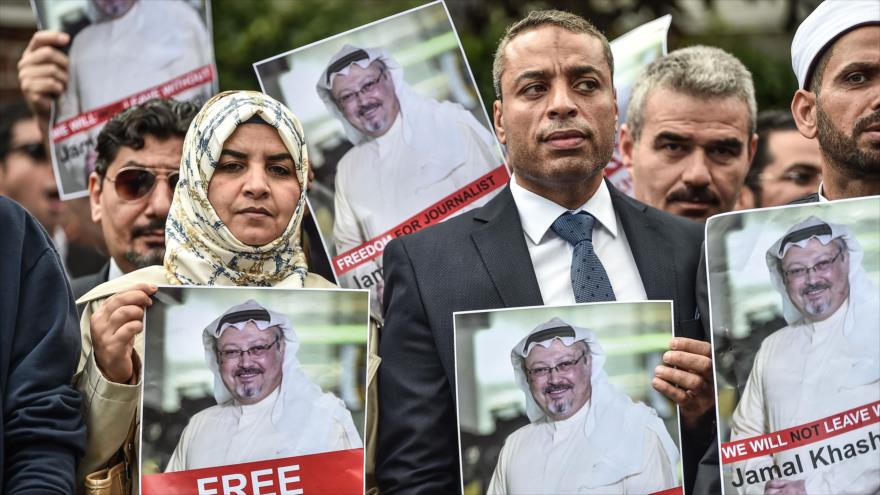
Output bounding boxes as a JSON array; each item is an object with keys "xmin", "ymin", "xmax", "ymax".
[
  {"xmin": 729, "ymin": 216, "xmax": 880, "ymax": 494},
  {"xmin": 316, "ymin": 45, "xmax": 503, "ymax": 276},
  {"xmin": 488, "ymin": 317, "xmax": 679, "ymax": 494},
  {"xmin": 789, "ymin": 0, "xmax": 879, "ymax": 202},
  {"xmin": 165, "ymin": 299, "xmax": 362, "ymax": 471}
]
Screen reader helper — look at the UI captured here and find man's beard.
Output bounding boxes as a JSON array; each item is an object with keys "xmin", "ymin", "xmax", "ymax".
[
  {"xmin": 800, "ymin": 281, "xmax": 833, "ymax": 317},
  {"xmin": 543, "ymin": 382, "xmax": 574, "ymax": 417},
  {"xmin": 124, "ymin": 218, "xmax": 166, "ymax": 269},
  {"xmin": 816, "ymin": 106, "xmax": 880, "ymax": 178},
  {"xmin": 235, "ymin": 366, "xmax": 265, "ymax": 400},
  {"xmin": 510, "ymin": 119, "xmax": 614, "ymax": 186}
]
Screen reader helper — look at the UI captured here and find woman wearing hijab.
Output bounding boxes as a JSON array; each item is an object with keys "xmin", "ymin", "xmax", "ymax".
[{"xmin": 73, "ymin": 91, "xmax": 372, "ymax": 488}]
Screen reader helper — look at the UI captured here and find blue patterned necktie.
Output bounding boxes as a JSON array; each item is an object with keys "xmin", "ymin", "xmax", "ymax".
[{"xmin": 551, "ymin": 212, "xmax": 616, "ymax": 302}]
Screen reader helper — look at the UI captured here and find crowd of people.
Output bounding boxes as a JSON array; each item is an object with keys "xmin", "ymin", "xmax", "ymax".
[{"xmin": 1, "ymin": 0, "xmax": 877, "ymax": 493}]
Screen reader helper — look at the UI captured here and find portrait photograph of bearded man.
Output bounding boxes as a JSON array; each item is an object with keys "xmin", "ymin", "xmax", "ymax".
[
  {"xmin": 137, "ymin": 286, "xmax": 369, "ymax": 488},
  {"xmin": 253, "ymin": 2, "xmax": 506, "ymax": 315},
  {"xmin": 705, "ymin": 197, "xmax": 880, "ymax": 495},
  {"xmin": 453, "ymin": 301, "xmax": 683, "ymax": 494}
]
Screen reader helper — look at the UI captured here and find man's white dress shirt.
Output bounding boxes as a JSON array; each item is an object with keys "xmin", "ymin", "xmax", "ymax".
[{"xmin": 510, "ymin": 178, "xmax": 647, "ymax": 305}]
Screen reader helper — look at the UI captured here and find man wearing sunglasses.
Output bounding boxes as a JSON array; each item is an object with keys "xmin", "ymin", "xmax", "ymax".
[
  {"xmin": 728, "ymin": 216, "xmax": 879, "ymax": 494},
  {"xmin": 489, "ymin": 317, "xmax": 679, "ymax": 494},
  {"xmin": 0, "ymin": 101, "xmax": 106, "ymax": 279},
  {"xmin": 165, "ymin": 299, "xmax": 361, "ymax": 472},
  {"xmin": 66, "ymin": 99, "xmax": 198, "ymax": 299},
  {"xmin": 0, "ymin": 101, "xmax": 62, "ymax": 243}
]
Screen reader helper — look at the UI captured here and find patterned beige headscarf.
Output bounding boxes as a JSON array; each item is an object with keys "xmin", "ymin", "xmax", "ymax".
[{"xmin": 164, "ymin": 90, "xmax": 310, "ymax": 287}]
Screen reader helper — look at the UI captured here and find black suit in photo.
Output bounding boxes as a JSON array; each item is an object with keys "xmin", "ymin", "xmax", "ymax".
[{"xmin": 377, "ymin": 181, "xmax": 712, "ymax": 494}]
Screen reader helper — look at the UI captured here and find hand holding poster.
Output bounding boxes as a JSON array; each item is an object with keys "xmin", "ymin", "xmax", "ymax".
[
  {"xmin": 706, "ymin": 197, "xmax": 880, "ymax": 494},
  {"xmin": 253, "ymin": 1, "xmax": 508, "ymax": 317},
  {"xmin": 140, "ymin": 287, "xmax": 369, "ymax": 494},
  {"xmin": 31, "ymin": 0, "xmax": 217, "ymax": 199},
  {"xmin": 454, "ymin": 301, "xmax": 684, "ymax": 494}
]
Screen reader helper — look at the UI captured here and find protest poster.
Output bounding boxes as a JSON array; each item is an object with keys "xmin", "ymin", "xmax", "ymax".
[
  {"xmin": 140, "ymin": 286, "xmax": 369, "ymax": 494},
  {"xmin": 253, "ymin": 1, "xmax": 508, "ymax": 316},
  {"xmin": 453, "ymin": 301, "xmax": 684, "ymax": 495},
  {"xmin": 604, "ymin": 15, "xmax": 671, "ymax": 196},
  {"xmin": 706, "ymin": 196, "xmax": 880, "ymax": 494},
  {"xmin": 30, "ymin": 0, "xmax": 218, "ymax": 199}
]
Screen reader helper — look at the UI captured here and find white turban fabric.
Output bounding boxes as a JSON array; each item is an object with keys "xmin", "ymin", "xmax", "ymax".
[
  {"xmin": 510, "ymin": 317, "xmax": 679, "ymax": 485},
  {"xmin": 791, "ymin": 0, "xmax": 880, "ymax": 89},
  {"xmin": 765, "ymin": 215, "xmax": 879, "ymax": 337},
  {"xmin": 202, "ymin": 299, "xmax": 362, "ymax": 452},
  {"xmin": 164, "ymin": 90, "xmax": 310, "ymax": 287}
]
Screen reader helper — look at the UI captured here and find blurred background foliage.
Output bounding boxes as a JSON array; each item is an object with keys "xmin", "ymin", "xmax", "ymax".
[{"xmin": 212, "ymin": 0, "xmax": 820, "ymax": 116}]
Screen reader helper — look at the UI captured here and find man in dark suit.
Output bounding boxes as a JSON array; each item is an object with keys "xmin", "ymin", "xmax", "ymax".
[{"xmin": 378, "ymin": 10, "xmax": 716, "ymax": 494}]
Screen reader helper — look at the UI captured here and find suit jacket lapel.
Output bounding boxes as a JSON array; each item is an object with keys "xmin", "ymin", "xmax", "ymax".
[
  {"xmin": 470, "ymin": 186, "xmax": 544, "ymax": 308},
  {"xmin": 609, "ymin": 184, "xmax": 679, "ymax": 305}
]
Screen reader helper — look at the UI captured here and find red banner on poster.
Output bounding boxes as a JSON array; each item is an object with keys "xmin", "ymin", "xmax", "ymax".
[
  {"xmin": 50, "ymin": 64, "xmax": 215, "ymax": 141},
  {"xmin": 649, "ymin": 486, "xmax": 683, "ymax": 495},
  {"xmin": 142, "ymin": 448, "xmax": 363, "ymax": 495},
  {"xmin": 331, "ymin": 164, "xmax": 508, "ymax": 275},
  {"xmin": 721, "ymin": 401, "xmax": 880, "ymax": 463}
]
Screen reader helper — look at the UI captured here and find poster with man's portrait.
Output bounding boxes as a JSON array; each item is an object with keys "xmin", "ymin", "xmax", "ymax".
[
  {"xmin": 453, "ymin": 301, "xmax": 684, "ymax": 495},
  {"xmin": 706, "ymin": 196, "xmax": 880, "ymax": 494},
  {"xmin": 253, "ymin": 1, "xmax": 508, "ymax": 316},
  {"xmin": 31, "ymin": 0, "xmax": 217, "ymax": 199},
  {"xmin": 139, "ymin": 286, "xmax": 369, "ymax": 494}
]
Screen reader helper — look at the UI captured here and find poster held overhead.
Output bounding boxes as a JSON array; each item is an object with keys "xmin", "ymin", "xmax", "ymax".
[
  {"xmin": 253, "ymin": 1, "xmax": 508, "ymax": 317},
  {"xmin": 30, "ymin": 0, "xmax": 218, "ymax": 199}
]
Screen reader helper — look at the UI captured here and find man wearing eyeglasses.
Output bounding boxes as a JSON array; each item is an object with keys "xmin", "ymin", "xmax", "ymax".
[
  {"xmin": 316, "ymin": 45, "xmax": 502, "ymax": 296},
  {"xmin": 728, "ymin": 216, "xmax": 880, "ymax": 494},
  {"xmin": 737, "ymin": 111, "xmax": 823, "ymax": 210},
  {"xmin": 489, "ymin": 317, "xmax": 679, "ymax": 494},
  {"xmin": 165, "ymin": 299, "xmax": 362, "ymax": 472}
]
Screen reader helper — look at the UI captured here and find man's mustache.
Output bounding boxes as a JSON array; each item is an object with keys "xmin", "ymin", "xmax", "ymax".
[
  {"xmin": 358, "ymin": 101, "xmax": 382, "ymax": 117},
  {"xmin": 235, "ymin": 366, "xmax": 264, "ymax": 377},
  {"xmin": 131, "ymin": 218, "xmax": 166, "ymax": 238},
  {"xmin": 802, "ymin": 282, "xmax": 831, "ymax": 295},
  {"xmin": 854, "ymin": 110, "xmax": 880, "ymax": 135},
  {"xmin": 666, "ymin": 185, "xmax": 720, "ymax": 205},
  {"xmin": 544, "ymin": 383, "xmax": 572, "ymax": 394},
  {"xmin": 538, "ymin": 120, "xmax": 592, "ymax": 141}
]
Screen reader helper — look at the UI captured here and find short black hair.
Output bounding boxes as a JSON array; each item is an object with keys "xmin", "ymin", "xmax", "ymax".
[
  {"xmin": 0, "ymin": 101, "xmax": 36, "ymax": 167},
  {"xmin": 94, "ymin": 98, "xmax": 199, "ymax": 178},
  {"xmin": 745, "ymin": 110, "xmax": 800, "ymax": 204}
]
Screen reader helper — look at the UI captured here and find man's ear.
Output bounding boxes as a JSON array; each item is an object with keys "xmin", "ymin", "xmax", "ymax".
[
  {"xmin": 88, "ymin": 171, "xmax": 103, "ymax": 224},
  {"xmin": 791, "ymin": 89, "xmax": 819, "ymax": 139},
  {"xmin": 619, "ymin": 123, "xmax": 636, "ymax": 173},
  {"xmin": 493, "ymin": 100, "xmax": 506, "ymax": 146}
]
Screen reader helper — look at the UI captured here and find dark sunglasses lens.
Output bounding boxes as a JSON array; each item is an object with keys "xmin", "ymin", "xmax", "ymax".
[
  {"xmin": 115, "ymin": 169, "xmax": 155, "ymax": 200},
  {"xmin": 13, "ymin": 143, "xmax": 48, "ymax": 161},
  {"xmin": 169, "ymin": 172, "xmax": 181, "ymax": 190}
]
